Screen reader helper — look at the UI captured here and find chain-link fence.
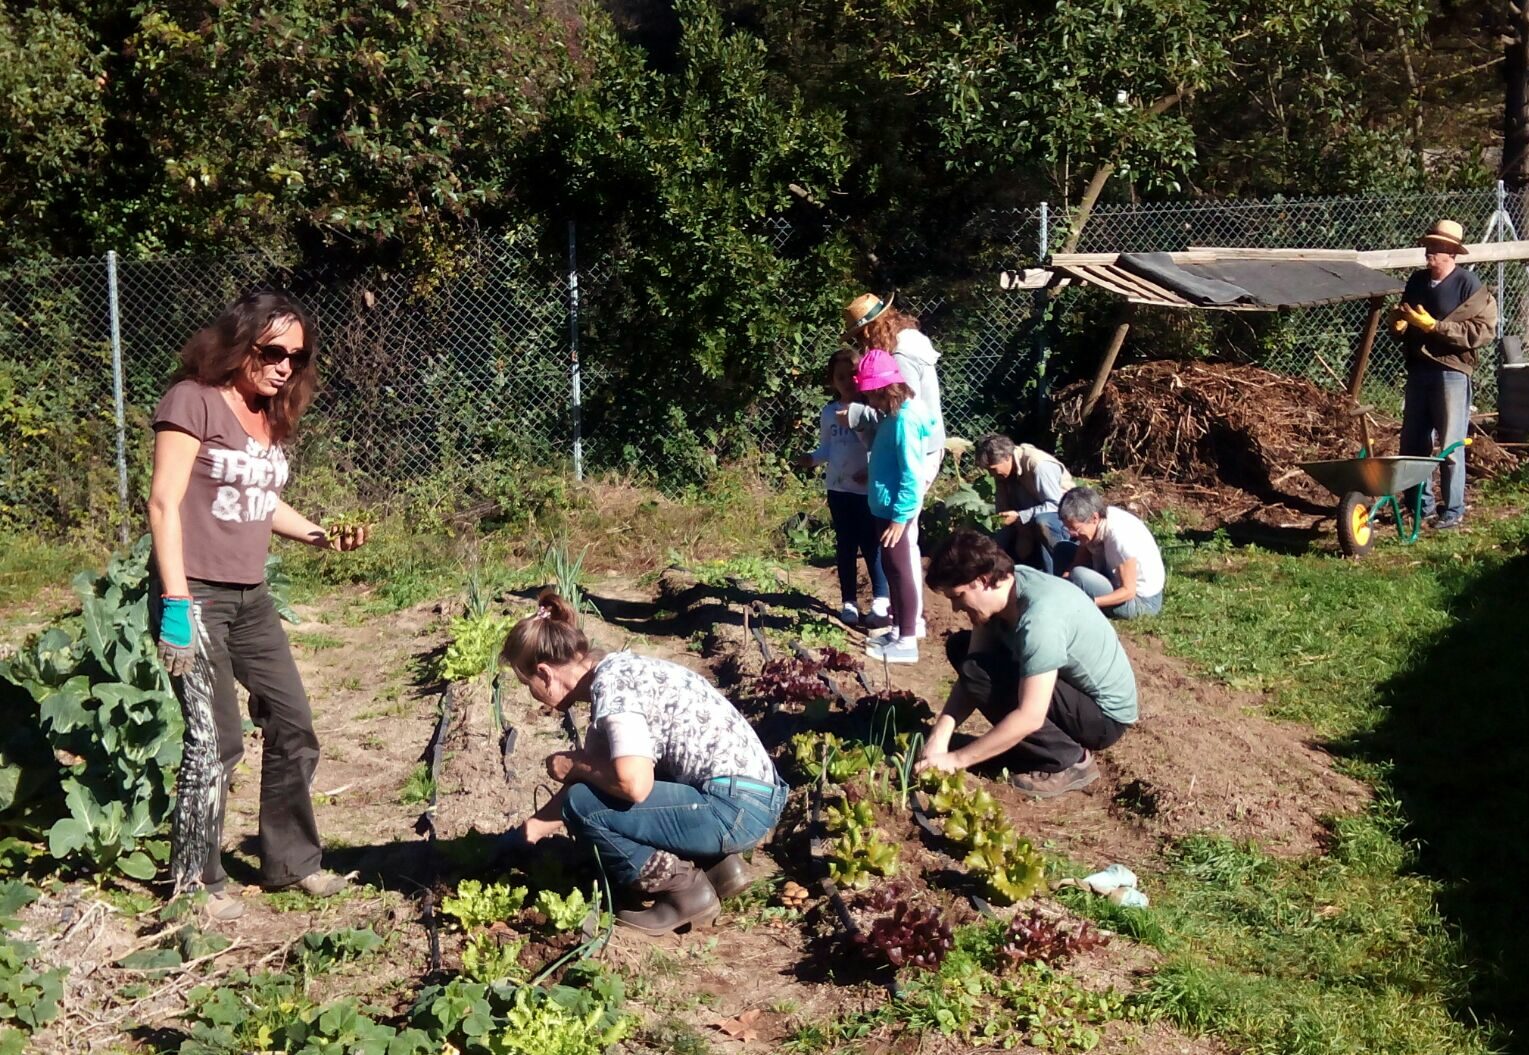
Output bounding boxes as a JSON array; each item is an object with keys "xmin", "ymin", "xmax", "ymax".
[{"xmin": 3, "ymin": 187, "xmax": 1524, "ymax": 534}]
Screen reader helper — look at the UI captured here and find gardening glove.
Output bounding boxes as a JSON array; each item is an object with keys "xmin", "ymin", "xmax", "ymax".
[
  {"xmin": 158, "ymin": 596, "xmax": 194, "ymax": 678},
  {"xmin": 1389, "ymin": 306, "xmax": 1409, "ymax": 335},
  {"xmin": 1399, "ymin": 303, "xmax": 1438, "ymax": 332}
]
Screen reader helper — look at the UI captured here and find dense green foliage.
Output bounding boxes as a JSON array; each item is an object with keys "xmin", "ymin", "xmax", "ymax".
[{"xmin": 0, "ymin": 537, "xmax": 295, "ymax": 879}]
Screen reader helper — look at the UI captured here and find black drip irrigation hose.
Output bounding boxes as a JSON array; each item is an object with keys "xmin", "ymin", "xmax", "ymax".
[
  {"xmin": 416, "ymin": 681, "xmax": 459, "ymax": 973},
  {"xmin": 808, "ymin": 765, "xmax": 902, "ymax": 1001}
]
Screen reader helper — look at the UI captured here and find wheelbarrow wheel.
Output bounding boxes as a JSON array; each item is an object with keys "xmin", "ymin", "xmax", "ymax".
[{"xmin": 1336, "ymin": 492, "xmax": 1376, "ymax": 558}]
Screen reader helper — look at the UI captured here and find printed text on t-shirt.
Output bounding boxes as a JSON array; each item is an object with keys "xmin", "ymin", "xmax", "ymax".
[{"xmin": 208, "ymin": 439, "xmax": 289, "ymax": 524}]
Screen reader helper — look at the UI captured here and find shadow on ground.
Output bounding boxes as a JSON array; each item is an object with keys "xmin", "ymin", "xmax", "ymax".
[{"xmin": 1356, "ymin": 551, "xmax": 1529, "ymax": 1050}]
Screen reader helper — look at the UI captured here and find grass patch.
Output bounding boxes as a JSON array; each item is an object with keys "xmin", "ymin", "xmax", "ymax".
[
  {"xmin": 289, "ymin": 631, "xmax": 345, "ymax": 652},
  {"xmin": 0, "ymin": 534, "xmax": 103, "ymax": 611},
  {"xmin": 400, "ymin": 762, "xmax": 436, "ymax": 805},
  {"xmin": 1117, "ymin": 499, "xmax": 1529, "ymax": 1053}
]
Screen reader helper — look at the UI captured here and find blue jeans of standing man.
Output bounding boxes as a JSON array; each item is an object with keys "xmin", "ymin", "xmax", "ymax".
[
  {"xmin": 1400, "ymin": 367, "xmax": 1470, "ymax": 522},
  {"xmin": 563, "ymin": 775, "xmax": 786, "ymax": 887}
]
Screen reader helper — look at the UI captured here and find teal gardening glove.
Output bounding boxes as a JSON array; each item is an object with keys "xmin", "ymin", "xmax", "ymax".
[{"xmin": 158, "ymin": 596, "xmax": 194, "ymax": 677}]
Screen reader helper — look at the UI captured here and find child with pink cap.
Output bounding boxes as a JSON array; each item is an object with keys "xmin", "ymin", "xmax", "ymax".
[{"xmin": 854, "ymin": 348, "xmax": 933, "ymax": 663}]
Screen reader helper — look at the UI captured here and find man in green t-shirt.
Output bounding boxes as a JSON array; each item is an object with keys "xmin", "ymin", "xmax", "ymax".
[{"xmin": 915, "ymin": 530, "xmax": 1138, "ymax": 797}]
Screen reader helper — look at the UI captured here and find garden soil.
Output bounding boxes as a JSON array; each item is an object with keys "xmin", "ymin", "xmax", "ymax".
[{"xmin": 13, "ymin": 561, "xmax": 1344, "ymax": 1052}]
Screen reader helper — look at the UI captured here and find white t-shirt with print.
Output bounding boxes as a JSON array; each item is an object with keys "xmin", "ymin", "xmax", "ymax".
[
  {"xmin": 1092, "ymin": 506, "xmax": 1166, "ymax": 599},
  {"xmin": 590, "ymin": 652, "xmax": 777, "ymax": 787}
]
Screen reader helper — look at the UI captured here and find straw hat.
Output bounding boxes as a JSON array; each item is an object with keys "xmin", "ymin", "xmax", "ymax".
[
  {"xmin": 843, "ymin": 292, "xmax": 895, "ymax": 334},
  {"xmin": 1420, "ymin": 219, "xmax": 1469, "ymax": 256}
]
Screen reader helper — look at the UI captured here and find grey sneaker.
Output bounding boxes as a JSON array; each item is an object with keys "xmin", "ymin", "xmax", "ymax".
[
  {"xmin": 205, "ymin": 890, "xmax": 245, "ymax": 922},
  {"xmin": 866, "ymin": 636, "xmax": 919, "ymax": 664},
  {"xmin": 1431, "ymin": 513, "xmax": 1464, "ymax": 531},
  {"xmin": 267, "ymin": 870, "xmax": 352, "ymax": 897},
  {"xmin": 1010, "ymin": 754, "xmax": 1101, "ymax": 799}
]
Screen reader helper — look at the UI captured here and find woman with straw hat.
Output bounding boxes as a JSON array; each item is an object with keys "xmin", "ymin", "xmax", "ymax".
[
  {"xmin": 842, "ymin": 293, "xmax": 945, "ymax": 636},
  {"xmin": 1389, "ymin": 219, "xmax": 1498, "ymax": 529}
]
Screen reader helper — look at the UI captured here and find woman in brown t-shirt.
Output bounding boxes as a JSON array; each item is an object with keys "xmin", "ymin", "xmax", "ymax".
[{"xmin": 148, "ymin": 291, "xmax": 366, "ymax": 922}]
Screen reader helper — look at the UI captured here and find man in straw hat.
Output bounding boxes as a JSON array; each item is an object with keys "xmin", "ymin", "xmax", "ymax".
[{"xmin": 1389, "ymin": 219, "xmax": 1498, "ymax": 529}]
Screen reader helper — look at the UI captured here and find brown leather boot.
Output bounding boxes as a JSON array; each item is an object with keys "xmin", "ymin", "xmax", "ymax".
[
  {"xmin": 703, "ymin": 854, "xmax": 751, "ymax": 900},
  {"xmin": 617, "ymin": 854, "xmax": 720, "ymax": 936}
]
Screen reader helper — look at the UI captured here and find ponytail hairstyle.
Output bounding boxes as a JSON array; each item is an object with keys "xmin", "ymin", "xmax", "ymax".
[
  {"xmin": 172, "ymin": 291, "xmax": 318, "ymax": 444},
  {"xmin": 500, "ymin": 588, "xmax": 588, "ymax": 679}
]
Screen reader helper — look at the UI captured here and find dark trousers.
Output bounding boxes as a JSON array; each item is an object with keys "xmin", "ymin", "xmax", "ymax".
[
  {"xmin": 826, "ymin": 489, "xmax": 889, "ymax": 606},
  {"xmin": 155, "ymin": 580, "xmax": 323, "ymax": 891},
  {"xmin": 946, "ymin": 630, "xmax": 1127, "ymax": 773},
  {"xmin": 877, "ymin": 517, "xmax": 919, "ymax": 638}
]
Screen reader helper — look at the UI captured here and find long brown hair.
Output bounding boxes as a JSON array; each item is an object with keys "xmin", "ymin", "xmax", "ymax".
[
  {"xmin": 500, "ymin": 589, "xmax": 588, "ymax": 678},
  {"xmin": 854, "ymin": 305, "xmax": 920, "ymax": 356},
  {"xmin": 171, "ymin": 291, "xmax": 318, "ymax": 444}
]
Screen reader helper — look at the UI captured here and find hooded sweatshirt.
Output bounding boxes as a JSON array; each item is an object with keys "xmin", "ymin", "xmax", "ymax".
[{"xmin": 891, "ymin": 329, "xmax": 945, "ymax": 465}]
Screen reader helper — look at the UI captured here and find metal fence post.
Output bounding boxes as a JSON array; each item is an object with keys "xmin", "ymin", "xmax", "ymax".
[
  {"xmin": 107, "ymin": 250, "xmax": 130, "ymax": 545},
  {"xmin": 566, "ymin": 220, "xmax": 583, "ymax": 481},
  {"xmin": 1034, "ymin": 202, "xmax": 1052, "ymax": 424},
  {"xmin": 1498, "ymin": 179, "xmax": 1508, "ymax": 340}
]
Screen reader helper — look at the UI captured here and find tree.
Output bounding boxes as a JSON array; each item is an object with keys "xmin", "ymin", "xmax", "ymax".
[
  {"xmin": 520, "ymin": 0, "xmax": 857, "ymax": 478},
  {"xmin": 0, "ymin": 9, "xmax": 109, "ymax": 255}
]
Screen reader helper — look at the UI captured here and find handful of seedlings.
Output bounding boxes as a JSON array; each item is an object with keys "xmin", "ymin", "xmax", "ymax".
[{"xmin": 324, "ymin": 512, "xmax": 373, "ymax": 548}]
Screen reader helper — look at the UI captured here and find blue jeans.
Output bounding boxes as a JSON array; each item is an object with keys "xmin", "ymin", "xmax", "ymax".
[
  {"xmin": 563, "ymin": 775, "xmax": 786, "ymax": 887},
  {"xmin": 995, "ymin": 510, "xmax": 1066, "ymax": 574},
  {"xmin": 1400, "ymin": 368, "xmax": 1470, "ymax": 521},
  {"xmin": 1066, "ymin": 563, "xmax": 1164, "ymax": 620},
  {"xmin": 826, "ymin": 489, "xmax": 889, "ymax": 607}
]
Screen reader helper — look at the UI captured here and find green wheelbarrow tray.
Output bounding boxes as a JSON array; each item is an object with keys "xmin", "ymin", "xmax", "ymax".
[
  {"xmin": 1297, "ymin": 439, "xmax": 1468, "ymax": 557},
  {"xmin": 1296, "ymin": 455, "xmax": 1445, "ymax": 499}
]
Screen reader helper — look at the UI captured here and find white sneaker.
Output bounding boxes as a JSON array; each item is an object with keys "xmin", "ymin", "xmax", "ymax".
[
  {"xmin": 839, "ymin": 603, "xmax": 860, "ymax": 625},
  {"xmin": 866, "ymin": 636, "xmax": 919, "ymax": 664},
  {"xmin": 912, "ymin": 618, "xmax": 928, "ymax": 639}
]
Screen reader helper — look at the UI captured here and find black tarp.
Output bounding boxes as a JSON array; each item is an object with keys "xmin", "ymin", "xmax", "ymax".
[{"xmin": 1116, "ymin": 253, "xmax": 1403, "ymax": 308}]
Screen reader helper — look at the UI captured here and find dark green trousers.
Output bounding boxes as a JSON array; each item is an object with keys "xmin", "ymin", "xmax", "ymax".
[{"xmin": 158, "ymin": 579, "xmax": 322, "ymax": 891}]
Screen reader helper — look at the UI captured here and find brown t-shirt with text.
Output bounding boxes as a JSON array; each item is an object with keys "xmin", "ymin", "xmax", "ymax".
[{"xmin": 152, "ymin": 381, "xmax": 289, "ymax": 584}]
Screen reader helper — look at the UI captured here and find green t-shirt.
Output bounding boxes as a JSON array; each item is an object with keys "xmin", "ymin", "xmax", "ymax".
[{"xmin": 972, "ymin": 567, "xmax": 1139, "ymax": 724}]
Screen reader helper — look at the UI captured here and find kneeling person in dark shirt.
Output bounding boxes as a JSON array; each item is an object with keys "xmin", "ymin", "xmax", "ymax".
[{"xmin": 915, "ymin": 529, "xmax": 1138, "ymax": 798}]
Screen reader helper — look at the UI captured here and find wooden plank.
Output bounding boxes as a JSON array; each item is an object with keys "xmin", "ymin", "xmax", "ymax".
[
  {"xmin": 997, "ymin": 268, "xmax": 1055, "ymax": 290},
  {"xmin": 1186, "ymin": 246, "xmax": 1361, "ymax": 262},
  {"xmin": 1347, "ymin": 296, "xmax": 1385, "ymax": 398},
  {"xmin": 1100, "ymin": 265, "xmax": 1183, "ymax": 302},
  {"xmin": 1081, "ymin": 313, "xmax": 1133, "ymax": 419},
  {"xmin": 1063, "ymin": 265, "xmax": 1143, "ymax": 300},
  {"xmin": 1357, "ymin": 240, "xmax": 1529, "ymax": 269},
  {"xmin": 1051, "ymin": 250, "xmax": 1216, "ymax": 267}
]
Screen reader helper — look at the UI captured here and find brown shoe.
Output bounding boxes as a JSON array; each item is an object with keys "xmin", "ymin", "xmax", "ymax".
[
  {"xmin": 617, "ymin": 859, "xmax": 720, "ymax": 936},
  {"xmin": 1010, "ymin": 753, "xmax": 1100, "ymax": 799},
  {"xmin": 704, "ymin": 854, "xmax": 751, "ymax": 900}
]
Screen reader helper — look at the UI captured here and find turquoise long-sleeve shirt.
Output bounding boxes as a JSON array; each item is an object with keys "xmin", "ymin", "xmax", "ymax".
[{"xmin": 867, "ymin": 399, "xmax": 931, "ymax": 523}]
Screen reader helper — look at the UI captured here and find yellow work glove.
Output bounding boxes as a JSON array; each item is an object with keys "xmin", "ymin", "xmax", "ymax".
[
  {"xmin": 1389, "ymin": 308, "xmax": 1408, "ymax": 336},
  {"xmin": 1399, "ymin": 303, "xmax": 1438, "ymax": 332}
]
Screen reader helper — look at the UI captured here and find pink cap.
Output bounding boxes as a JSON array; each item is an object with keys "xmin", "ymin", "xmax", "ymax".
[{"xmin": 853, "ymin": 348, "xmax": 904, "ymax": 392}]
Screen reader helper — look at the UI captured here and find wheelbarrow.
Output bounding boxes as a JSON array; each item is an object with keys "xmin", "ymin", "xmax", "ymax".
[{"xmin": 1298, "ymin": 437, "xmax": 1470, "ymax": 557}]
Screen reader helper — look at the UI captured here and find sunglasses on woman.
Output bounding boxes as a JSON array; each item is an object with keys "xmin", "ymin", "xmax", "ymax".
[{"xmin": 255, "ymin": 343, "xmax": 312, "ymax": 370}]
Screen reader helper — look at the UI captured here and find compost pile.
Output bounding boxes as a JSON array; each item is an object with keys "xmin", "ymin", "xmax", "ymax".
[{"xmin": 1051, "ymin": 360, "xmax": 1520, "ymax": 529}]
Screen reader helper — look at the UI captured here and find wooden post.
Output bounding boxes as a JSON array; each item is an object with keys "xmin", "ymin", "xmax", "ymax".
[
  {"xmin": 1347, "ymin": 296, "xmax": 1386, "ymax": 399},
  {"xmin": 1081, "ymin": 311, "xmax": 1133, "ymax": 419}
]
